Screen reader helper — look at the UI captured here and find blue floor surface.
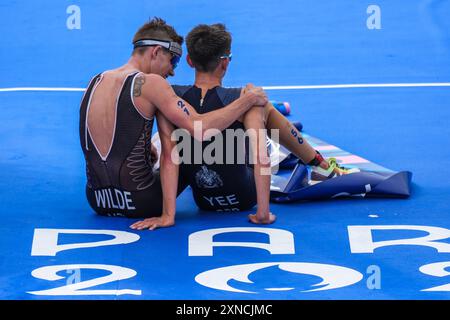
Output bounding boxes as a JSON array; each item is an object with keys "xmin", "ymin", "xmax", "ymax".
[{"xmin": 1, "ymin": 0, "xmax": 449, "ymax": 300}]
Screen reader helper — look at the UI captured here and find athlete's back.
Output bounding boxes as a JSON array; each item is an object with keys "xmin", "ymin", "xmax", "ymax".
[
  {"xmin": 173, "ymin": 85, "xmax": 257, "ymax": 212},
  {"xmin": 80, "ymin": 70, "xmax": 162, "ymax": 217}
]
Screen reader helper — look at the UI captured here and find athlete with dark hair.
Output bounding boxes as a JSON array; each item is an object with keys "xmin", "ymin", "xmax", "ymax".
[
  {"xmin": 130, "ymin": 23, "xmax": 358, "ymax": 230},
  {"xmin": 79, "ymin": 18, "xmax": 268, "ymax": 225}
]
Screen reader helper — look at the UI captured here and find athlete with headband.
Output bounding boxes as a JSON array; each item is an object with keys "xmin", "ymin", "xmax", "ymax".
[
  {"xmin": 130, "ymin": 23, "xmax": 359, "ymax": 230},
  {"xmin": 79, "ymin": 18, "xmax": 268, "ymax": 220}
]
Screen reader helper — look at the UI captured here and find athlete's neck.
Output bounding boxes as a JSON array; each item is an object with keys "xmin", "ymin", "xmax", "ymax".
[
  {"xmin": 123, "ymin": 55, "xmax": 147, "ymax": 74},
  {"xmin": 194, "ymin": 71, "xmax": 223, "ymax": 96}
]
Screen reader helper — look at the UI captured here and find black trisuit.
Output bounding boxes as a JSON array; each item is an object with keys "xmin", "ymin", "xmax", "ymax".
[
  {"xmin": 173, "ymin": 85, "xmax": 257, "ymax": 212},
  {"xmin": 79, "ymin": 72, "xmax": 186, "ymax": 218}
]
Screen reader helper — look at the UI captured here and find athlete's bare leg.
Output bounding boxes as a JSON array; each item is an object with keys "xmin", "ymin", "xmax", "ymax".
[{"xmin": 263, "ymin": 102, "xmax": 329, "ymax": 169}]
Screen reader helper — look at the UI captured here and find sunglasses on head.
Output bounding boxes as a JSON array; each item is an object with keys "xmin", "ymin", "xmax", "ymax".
[
  {"xmin": 220, "ymin": 53, "xmax": 233, "ymax": 62},
  {"xmin": 133, "ymin": 38, "xmax": 182, "ymax": 69}
]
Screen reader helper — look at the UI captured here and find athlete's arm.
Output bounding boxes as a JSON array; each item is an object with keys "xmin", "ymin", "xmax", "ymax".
[
  {"xmin": 142, "ymin": 74, "xmax": 267, "ymax": 140},
  {"xmin": 243, "ymin": 106, "xmax": 276, "ymax": 225},
  {"xmin": 156, "ymin": 111, "xmax": 179, "ymax": 225},
  {"xmin": 129, "ymin": 112, "xmax": 179, "ymax": 231}
]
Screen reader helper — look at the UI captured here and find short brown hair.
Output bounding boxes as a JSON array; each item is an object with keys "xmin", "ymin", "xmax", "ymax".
[
  {"xmin": 186, "ymin": 23, "xmax": 232, "ymax": 72},
  {"xmin": 132, "ymin": 17, "xmax": 183, "ymax": 55}
]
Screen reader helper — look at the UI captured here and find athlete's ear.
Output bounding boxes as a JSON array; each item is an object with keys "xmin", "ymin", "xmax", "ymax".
[
  {"xmin": 186, "ymin": 55, "xmax": 194, "ymax": 68},
  {"xmin": 151, "ymin": 46, "xmax": 163, "ymax": 59},
  {"xmin": 221, "ymin": 58, "xmax": 230, "ymax": 72},
  {"xmin": 146, "ymin": 46, "xmax": 157, "ymax": 61}
]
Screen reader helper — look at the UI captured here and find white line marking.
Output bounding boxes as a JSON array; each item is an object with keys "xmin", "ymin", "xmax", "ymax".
[
  {"xmin": 0, "ymin": 87, "xmax": 86, "ymax": 92},
  {"xmin": 262, "ymin": 83, "xmax": 450, "ymax": 90},
  {"xmin": 1, "ymin": 83, "xmax": 450, "ymax": 92}
]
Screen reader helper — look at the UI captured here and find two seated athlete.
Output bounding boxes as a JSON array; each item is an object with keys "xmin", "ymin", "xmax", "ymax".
[{"xmin": 79, "ymin": 18, "xmax": 356, "ymax": 231}]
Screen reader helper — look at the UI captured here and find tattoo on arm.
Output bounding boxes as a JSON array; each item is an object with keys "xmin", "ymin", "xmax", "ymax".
[
  {"xmin": 287, "ymin": 121, "xmax": 303, "ymax": 144},
  {"xmin": 177, "ymin": 100, "xmax": 190, "ymax": 116},
  {"xmin": 133, "ymin": 74, "xmax": 146, "ymax": 97}
]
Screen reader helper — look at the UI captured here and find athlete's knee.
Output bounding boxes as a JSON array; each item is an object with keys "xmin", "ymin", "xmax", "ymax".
[
  {"xmin": 244, "ymin": 104, "xmax": 266, "ymax": 123},
  {"xmin": 264, "ymin": 102, "xmax": 277, "ymax": 124}
]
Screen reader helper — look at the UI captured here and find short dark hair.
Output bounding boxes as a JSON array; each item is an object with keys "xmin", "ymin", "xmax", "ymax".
[
  {"xmin": 186, "ymin": 23, "xmax": 231, "ymax": 72},
  {"xmin": 132, "ymin": 17, "xmax": 183, "ymax": 55}
]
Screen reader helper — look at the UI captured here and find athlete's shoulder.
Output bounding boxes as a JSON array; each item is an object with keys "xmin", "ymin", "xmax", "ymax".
[
  {"xmin": 215, "ymin": 86, "xmax": 242, "ymax": 105},
  {"xmin": 172, "ymin": 85, "xmax": 193, "ymax": 98},
  {"xmin": 85, "ymin": 72, "xmax": 104, "ymax": 86},
  {"xmin": 137, "ymin": 73, "xmax": 172, "ymax": 95},
  {"xmin": 141, "ymin": 73, "xmax": 166, "ymax": 84}
]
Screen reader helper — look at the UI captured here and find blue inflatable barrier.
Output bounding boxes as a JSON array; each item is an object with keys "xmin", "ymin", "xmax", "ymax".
[{"xmin": 269, "ymin": 133, "xmax": 412, "ymax": 202}]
